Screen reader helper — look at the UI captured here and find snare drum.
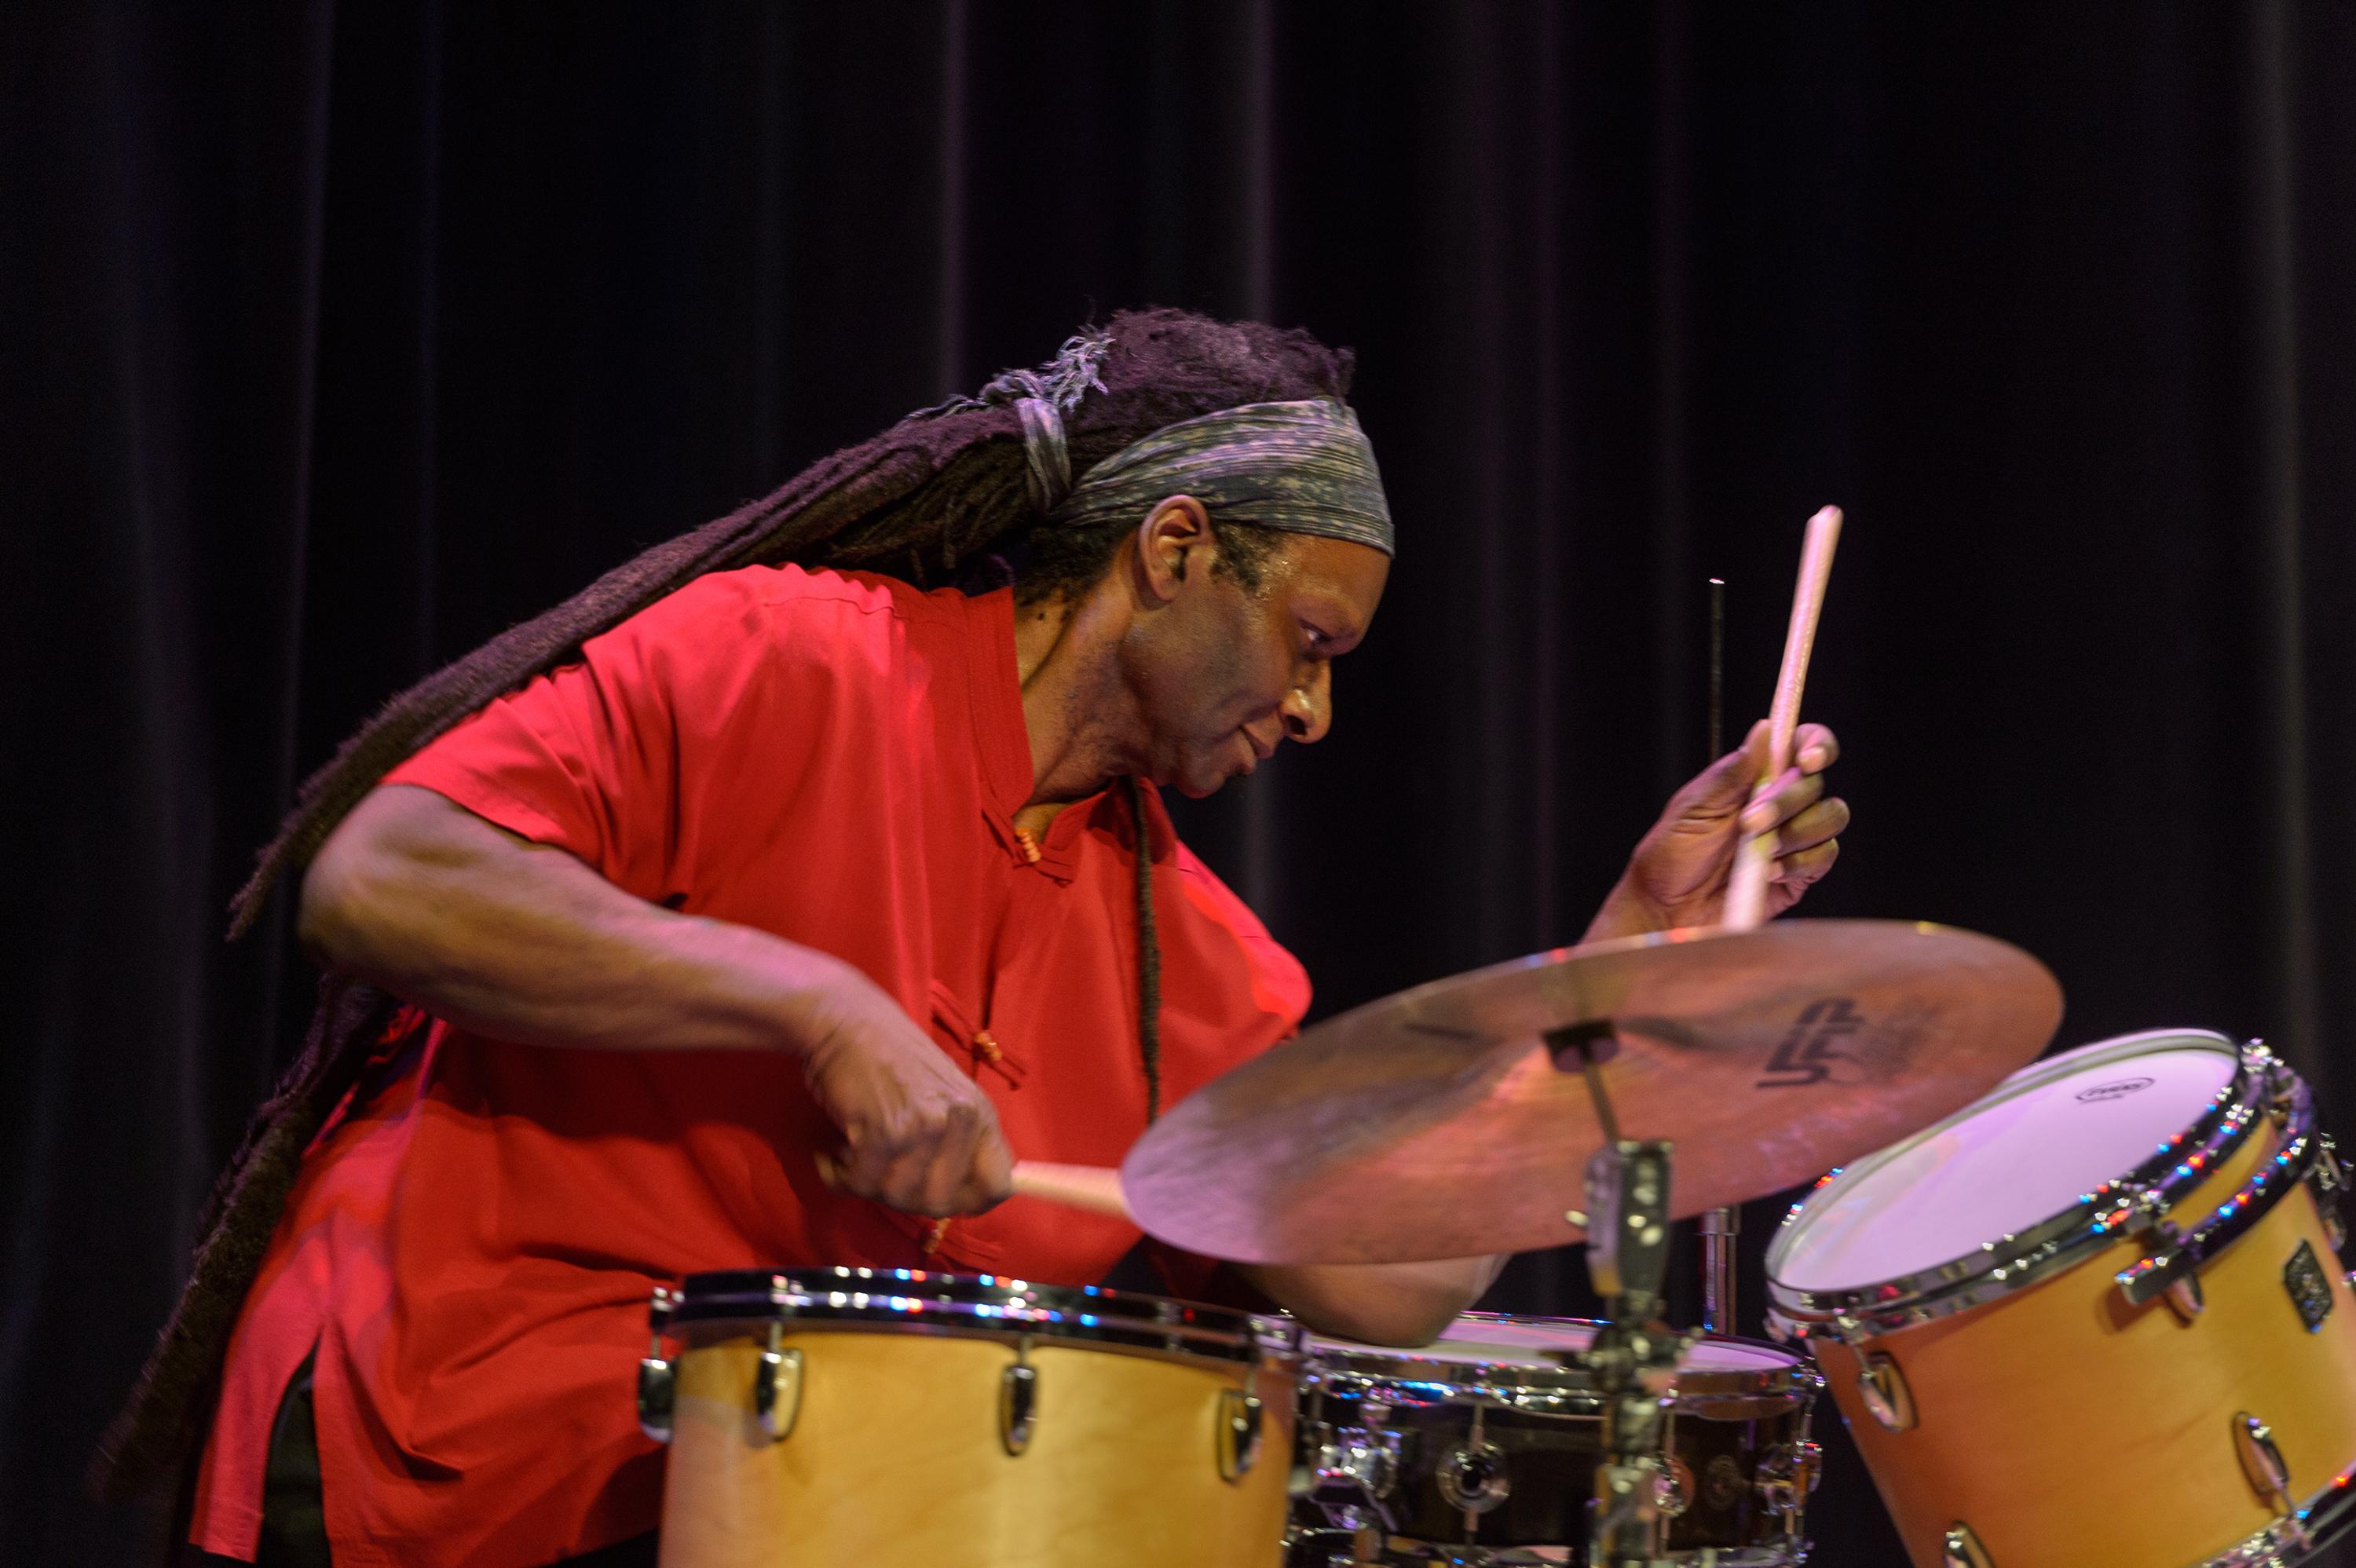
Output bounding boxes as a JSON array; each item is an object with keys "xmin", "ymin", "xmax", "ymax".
[
  {"xmin": 1291, "ymin": 1314, "xmax": 1823, "ymax": 1565},
  {"xmin": 1768, "ymin": 1030, "xmax": 2356, "ymax": 1568},
  {"xmin": 639, "ymin": 1267, "xmax": 1299, "ymax": 1566}
]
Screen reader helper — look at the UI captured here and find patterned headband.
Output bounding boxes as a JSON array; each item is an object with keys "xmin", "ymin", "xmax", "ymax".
[{"xmin": 1025, "ymin": 397, "xmax": 1396, "ymax": 557}]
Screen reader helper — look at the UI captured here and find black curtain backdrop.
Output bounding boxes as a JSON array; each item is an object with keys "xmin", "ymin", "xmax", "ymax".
[{"xmin": 9, "ymin": 3, "xmax": 2355, "ymax": 1563}]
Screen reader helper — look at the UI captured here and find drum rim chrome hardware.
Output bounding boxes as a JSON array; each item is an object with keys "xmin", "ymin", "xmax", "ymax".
[
  {"xmin": 1942, "ymin": 1520, "xmax": 1996, "ymax": 1567},
  {"xmin": 1302, "ymin": 1314, "xmax": 1824, "ymax": 1417},
  {"xmin": 752, "ymin": 1320, "xmax": 804, "ymax": 1441},
  {"xmin": 2115, "ymin": 1087, "xmax": 2322, "ymax": 1310},
  {"xmin": 663, "ymin": 1266, "xmax": 1300, "ymax": 1369},
  {"xmin": 1756, "ymin": 1438, "xmax": 1822, "ymax": 1519},
  {"xmin": 2192, "ymin": 1453, "xmax": 2356, "ymax": 1566},
  {"xmin": 1349, "ymin": 1540, "xmax": 1808, "ymax": 1566},
  {"xmin": 998, "ymin": 1336, "xmax": 1037, "ymax": 1456},
  {"xmin": 1856, "ymin": 1352, "xmax": 1916, "ymax": 1434},
  {"xmin": 1301, "ymin": 1416, "xmax": 1404, "ymax": 1519},
  {"xmin": 1768, "ymin": 1032, "xmax": 2302, "ymax": 1343},
  {"xmin": 2233, "ymin": 1412, "xmax": 2292, "ymax": 1511},
  {"xmin": 1218, "ymin": 1373, "xmax": 1265, "ymax": 1482},
  {"xmin": 636, "ymin": 1284, "xmax": 679, "ymax": 1444}
]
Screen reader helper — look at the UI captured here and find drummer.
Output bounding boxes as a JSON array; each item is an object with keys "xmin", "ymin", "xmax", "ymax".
[{"xmin": 137, "ymin": 309, "xmax": 1846, "ymax": 1566}]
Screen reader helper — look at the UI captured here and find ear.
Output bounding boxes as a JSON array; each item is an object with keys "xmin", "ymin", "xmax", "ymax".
[{"xmin": 1130, "ymin": 495, "xmax": 1214, "ymax": 606}]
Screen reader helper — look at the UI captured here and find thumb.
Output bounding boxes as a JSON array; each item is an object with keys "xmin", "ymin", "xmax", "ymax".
[{"xmin": 1687, "ymin": 719, "xmax": 1772, "ymax": 812}]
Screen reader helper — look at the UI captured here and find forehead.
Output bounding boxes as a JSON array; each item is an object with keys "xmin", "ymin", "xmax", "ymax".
[{"xmin": 1271, "ymin": 535, "xmax": 1390, "ymax": 617}]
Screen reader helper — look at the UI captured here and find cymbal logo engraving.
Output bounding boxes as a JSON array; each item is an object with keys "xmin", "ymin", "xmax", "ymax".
[{"xmin": 1757, "ymin": 999, "xmax": 1864, "ymax": 1088}]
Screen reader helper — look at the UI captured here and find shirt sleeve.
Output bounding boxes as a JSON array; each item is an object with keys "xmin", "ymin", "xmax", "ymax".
[{"xmin": 381, "ymin": 569, "xmax": 808, "ymax": 904}]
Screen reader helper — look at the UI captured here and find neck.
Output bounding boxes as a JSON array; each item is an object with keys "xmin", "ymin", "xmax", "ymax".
[{"xmin": 1011, "ymin": 587, "xmax": 1142, "ymax": 816}]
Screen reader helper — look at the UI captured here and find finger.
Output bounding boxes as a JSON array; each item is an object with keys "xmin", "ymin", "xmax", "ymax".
[
  {"xmin": 840, "ymin": 1100, "xmax": 940, "ymax": 1201},
  {"xmin": 1772, "ymin": 837, "xmax": 1840, "ymax": 897},
  {"xmin": 1740, "ymin": 766, "xmax": 1824, "ymax": 836},
  {"xmin": 833, "ymin": 1128, "xmax": 902, "ymax": 1197},
  {"xmin": 875, "ymin": 1134, "xmax": 952, "ymax": 1215},
  {"xmin": 915, "ymin": 1101, "xmax": 986, "ymax": 1217},
  {"xmin": 1775, "ymin": 795, "xmax": 1849, "ymax": 857},
  {"xmin": 1792, "ymin": 722, "xmax": 1839, "ymax": 775},
  {"xmin": 964, "ymin": 1117, "xmax": 1016, "ymax": 1211},
  {"xmin": 1681, "ymin": 720, "xmax": 1774, "ymax": 815}
]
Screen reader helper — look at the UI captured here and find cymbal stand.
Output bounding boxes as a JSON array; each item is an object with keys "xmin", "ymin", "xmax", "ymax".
[
  {"xmin": 1699, "ymin": 1206, "xmax": 1738, "ymax": 1335},
  {"xmin": 1558, "ymin": 1029, "xmax": 1692, "ymax": 1568},
  {"xmin": 1698, "ymin": 574, "xmax": 1739, "ymax": 1339}
]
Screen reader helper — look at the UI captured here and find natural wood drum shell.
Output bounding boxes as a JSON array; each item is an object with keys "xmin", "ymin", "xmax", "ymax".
[
  {"xmin": 1814, "ymin": 1123, "xmax": 2356, "ymax": 1568},
  {"xmin": 657, "ymin": 1329, "xmax": 1296, "ymax": 1567}
]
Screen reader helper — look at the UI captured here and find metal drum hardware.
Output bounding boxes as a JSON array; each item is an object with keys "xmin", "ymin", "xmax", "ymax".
[
  {"xmin": 1857, "ymin": 1354, "xmax": 1915, "ymax": 1433},
  {"xmin": 1221, "ymin": 1370, "xmax": 1268, "ymax": 1482},
  {"xmin": 1301, "ymin": 1418, "xmax": 1403, "ymax": 1518},
  {"xmin": 1288, "ymin": 1314, "xmax": 1820, "ymax": 1565},
  {"xmin": 1941, "ymin": 1522, "xmax": 1995, "ymax": 1567},
  {"xmin": 753, "ymin": 1319, "xmax": 803, "ymax": 1442},
  {"xmin": 1434, "ymin": 1409, "xmax": 1509, "ymax": 1523},
  {"xmin": 638, "ymin": 1284, "xmax": 678, "ymax": 1444},
  {"xmin": 998, "ymin": 1336, "xmax": 1037, "ymax": 1457},
  {"xmin": 651, "ymin": 1268, "xmax": 1299, "ymax": 1566},
  {"xmin": 1769, "ymin": 1030, "xmax": 2356, "ymax": 1568},
  {"xmin": 1756, "ymin": 1440, "xmax": 1821, "ymax": 1519},
  {"xmin": 2233, "ymin": 1412, "xmax": 2291, "ymax": 1512}
]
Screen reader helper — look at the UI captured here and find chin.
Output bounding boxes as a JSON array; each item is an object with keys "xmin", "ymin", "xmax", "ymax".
[{"xmin": 1165, "ymin": 758, "xmax": 1245, "ymax": 799}]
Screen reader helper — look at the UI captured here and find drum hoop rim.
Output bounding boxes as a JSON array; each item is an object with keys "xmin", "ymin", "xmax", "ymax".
[
  {"xmin": 1762, "ymin": 1029, "xmax": 2283, "ymax": 1335},
  {"xmin": 1302, "ymin": 1316, "xmax": 1822, "ymax": 1406},
  {"xmin": 662, "ymin": 1266, "xmax": 1296, "ymax": 1364}
]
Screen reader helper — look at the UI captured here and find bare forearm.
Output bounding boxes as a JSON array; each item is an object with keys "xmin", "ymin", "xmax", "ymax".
[
  {"xmin": 1238, "ymin": 1254, "xmax": 1507, "ymax": 1347},
  {"xmin": 300, "ymin": 785, "xmax": 854, "ymax": 1055}
]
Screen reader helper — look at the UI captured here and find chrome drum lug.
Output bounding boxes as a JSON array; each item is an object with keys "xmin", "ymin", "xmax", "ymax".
[
  {"xmin": 1758, "ymin": 1438, "xmax": 1822, "ymax": 1518},
  {"xmin": 999, "ymin": 1341, "xmax": 1038, "ymax": 1456},
  {"xmin": 752, "ymin": 1319, "xmax": 804, "ymax": 1442},
  {"xmin": 1857, "ymin": 1352, "xmax": 1917, "ymax": 1433},
  {"xmin": 635, "ymin": 1355, "xmax": 675, "ymax": 1444},
  {"xmin": 1217, "ymin": 1387, "xmax": 1265, "ymax": 1482},
  {"xmin": 2233, "ymin": 1412, "xmax": 2292, "ymax": 1514},
  {"xmin": 1943, "ymin": 1520, "xmax": 1996, "ymax": 1566}
]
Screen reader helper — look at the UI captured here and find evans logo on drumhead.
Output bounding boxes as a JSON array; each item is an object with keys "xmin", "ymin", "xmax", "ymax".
[{"xmin": 2076, "ymin": 1076, "xmax": 2156, "ymax": 1103}]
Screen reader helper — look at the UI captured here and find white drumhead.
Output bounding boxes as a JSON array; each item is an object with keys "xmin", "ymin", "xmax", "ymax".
[
  {"xmin": 1772, "ymin": 1029, "xmax": 2241, "ymax": 1292},
  {"xmin": 1313, "ymin": 1314, "xmax": 1795, "ymax": 1373}
]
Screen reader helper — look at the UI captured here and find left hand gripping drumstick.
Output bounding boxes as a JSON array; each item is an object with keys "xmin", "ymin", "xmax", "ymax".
[{"xmin": 1722, "ymin": 505, "xmax": 1843, "ymax": 933}]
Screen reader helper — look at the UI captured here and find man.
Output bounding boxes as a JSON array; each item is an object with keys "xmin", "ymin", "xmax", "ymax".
[{"xmin": 119, "ymin": 310, "xmax": 1843, "ymax": 1565}]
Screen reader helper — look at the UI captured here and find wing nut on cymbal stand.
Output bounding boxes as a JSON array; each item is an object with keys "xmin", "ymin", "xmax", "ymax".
[{"xmin": 1549, "ymin": 1025, "xmax": 1692, "ymax": 1568}]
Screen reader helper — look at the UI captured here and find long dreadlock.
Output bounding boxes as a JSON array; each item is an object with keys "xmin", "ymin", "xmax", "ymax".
[{"xmin": 96, "ymin": 307, "xmax": 1355, "ymax": 1502}]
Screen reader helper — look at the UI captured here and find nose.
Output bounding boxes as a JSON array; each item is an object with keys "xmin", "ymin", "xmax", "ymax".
[{"xmin": 1280, "ymin": 663, "xmax": 1333, "ymax": 744}]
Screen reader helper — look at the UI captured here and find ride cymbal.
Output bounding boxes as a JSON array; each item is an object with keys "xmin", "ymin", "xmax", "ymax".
[{"xmin": 1122, "ymin": 919, "xmax": 2063, "ymax": 1265}]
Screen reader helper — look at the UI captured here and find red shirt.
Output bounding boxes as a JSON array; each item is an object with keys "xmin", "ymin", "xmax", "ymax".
[{"xmin": 191, "ymin": 567, "xmax": 1309, "ymax": 1566}]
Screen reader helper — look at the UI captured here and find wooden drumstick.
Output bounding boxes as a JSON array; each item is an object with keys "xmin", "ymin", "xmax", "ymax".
[
  {"xmin": 1010, "ymin": 1161, "xmax": 1134, "ymax": 1221},
  {"xmin": 814, "ymin": 1152, "xmax": 1134, "ymax": 1223},
  {"xmin": 1722, "ymin": 505, "xmax": 1843, "ymax": 933}
]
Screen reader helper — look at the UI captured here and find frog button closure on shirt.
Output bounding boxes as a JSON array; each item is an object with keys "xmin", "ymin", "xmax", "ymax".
[
  {"xmin": 930, "ymin": 981, "xmax": 1027, "ymax": 1089},
  {"xmin": 968, "ymin": 1029, "xmax": 1028, "ymax": 1087}
]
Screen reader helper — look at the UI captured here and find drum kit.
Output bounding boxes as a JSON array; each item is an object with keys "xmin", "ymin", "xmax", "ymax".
[
  {"xmin": 629, "ymin": 919, "xmax": 2356, "ymax": 1568},
  {"xmin": 629, "ymin": 514, "xmax": 2356, "ymax": 1566}
]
